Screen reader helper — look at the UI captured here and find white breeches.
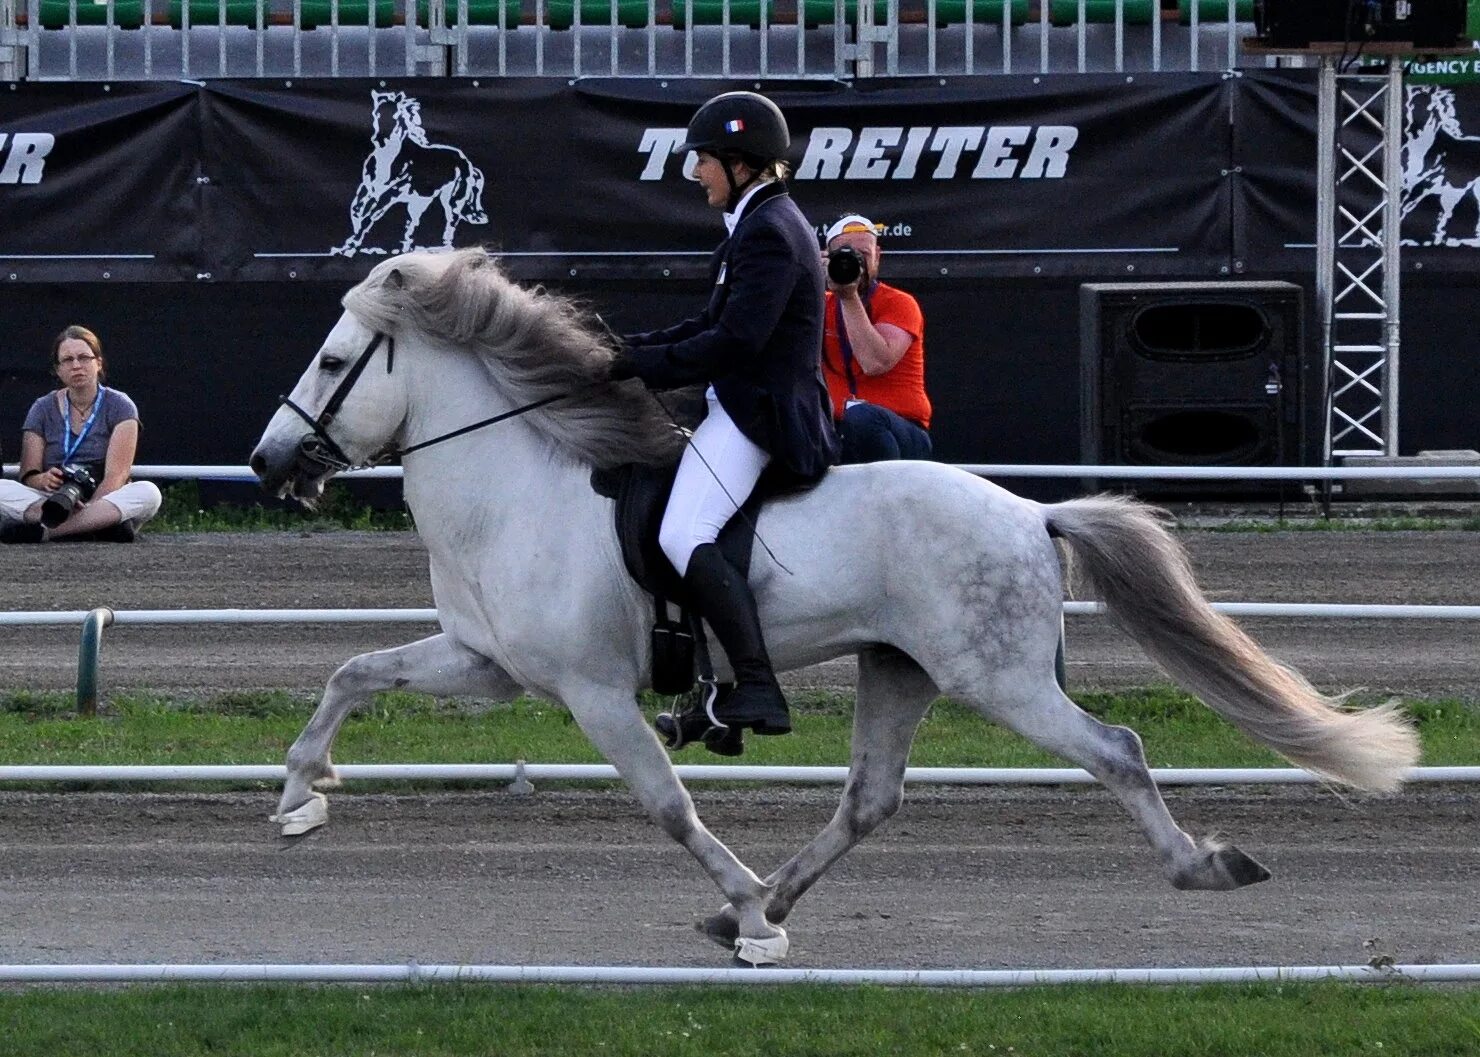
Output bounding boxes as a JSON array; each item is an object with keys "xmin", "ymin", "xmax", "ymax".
[
  {"xmin": 659, "ymin": 389, "xmax": 770, "ymax": 577},
  {"xmin": 0, "ymin": 479, "xmax": 163, "ymax": 524}
]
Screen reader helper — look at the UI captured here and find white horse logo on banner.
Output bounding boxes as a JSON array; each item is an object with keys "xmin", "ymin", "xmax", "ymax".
[
  {"xmin": 334, "ymin": 91, "xmax": 488, "ymax": 257},
  {"xmin": 1402, "ymin": 85, "xmax": 1480, "ymax": 247}
]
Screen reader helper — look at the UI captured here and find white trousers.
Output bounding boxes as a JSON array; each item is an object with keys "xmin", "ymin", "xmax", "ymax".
[
  {"xmin": 0, "ymin": 479, "xmax": 163, "ymax": 525},
  {"xmin": 659, "ymin": 389, "xmax": 770, "ymax": 577}
]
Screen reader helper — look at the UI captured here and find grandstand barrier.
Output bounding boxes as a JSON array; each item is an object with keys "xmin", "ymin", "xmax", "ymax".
[{"xmin": 6, "ymin": 0, "xmax": 1263, "ymax": 79}]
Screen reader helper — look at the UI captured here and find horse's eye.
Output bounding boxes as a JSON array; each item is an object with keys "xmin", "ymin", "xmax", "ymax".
[{"xmin": 320, "ymin": 357, "xmax": 346, "ymax": 373}]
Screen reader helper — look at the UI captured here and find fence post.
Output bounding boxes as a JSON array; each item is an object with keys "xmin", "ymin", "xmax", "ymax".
[{"xmin": 77, "ymin": 608, "xmax": 115, "ymax": 716}]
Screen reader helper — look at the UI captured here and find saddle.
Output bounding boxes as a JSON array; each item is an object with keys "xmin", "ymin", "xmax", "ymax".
[{"xmin": 590, "ymin": 459, "xmax": 814, "ymax": 755}]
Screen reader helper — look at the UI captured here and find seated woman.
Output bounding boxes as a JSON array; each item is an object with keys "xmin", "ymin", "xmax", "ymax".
[{"xmin": 0, "ymin": 325, "xmax": 161, "ymax": 543}]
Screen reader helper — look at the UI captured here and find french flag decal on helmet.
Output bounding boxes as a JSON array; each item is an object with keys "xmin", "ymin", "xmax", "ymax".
[{"xmin": 724, "ymin": 119, "xmax": 746, "ymax": 133}]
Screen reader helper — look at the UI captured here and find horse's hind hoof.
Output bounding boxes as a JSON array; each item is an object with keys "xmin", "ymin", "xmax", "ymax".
[
  {"xmin": 1173, "ymin": 842, "xmax": 1271, "ymax": 891},
  {"xmin": 270, "ymin": 792, "xmax": 328, "ymax": 837},
  {"xmin": 733, "ymin": 929, "xmax": 789, "ymax": 966},
  {"xmin": 1214, "ymin": 846, "xmax": 1272, "ymax": 888}
]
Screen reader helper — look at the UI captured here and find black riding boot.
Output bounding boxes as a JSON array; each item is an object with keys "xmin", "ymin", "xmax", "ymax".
[{"xmin": 682, "ymin": 543, "xmax": 791, "ymax": 735}]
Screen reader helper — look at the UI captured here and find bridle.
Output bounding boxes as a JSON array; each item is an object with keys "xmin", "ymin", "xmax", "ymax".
[{"xmin": 279, "ymin": 331, "xmax": 562, "ymax": 475}]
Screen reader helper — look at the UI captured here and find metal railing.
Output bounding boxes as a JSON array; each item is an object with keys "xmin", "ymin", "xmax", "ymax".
[
  {"xmin": 3, "ymin": 0, "xmax": 1264, "ymax": 81},
  {"xmin": 8, "ymin": 461, "xmax": 1480, "ymax": 482}
]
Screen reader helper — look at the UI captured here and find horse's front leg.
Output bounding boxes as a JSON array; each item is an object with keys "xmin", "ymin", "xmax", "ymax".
[
  {"xmin": 559, "ymin": 677, "xmax": 788, "ymax": 965},
  {"xmin": 273, "ymin": 633, "xmax": 521, "ymax": 836},
  {"xmin": 699, "ymin": 647, "xmax": 935, "ymax": 948}
]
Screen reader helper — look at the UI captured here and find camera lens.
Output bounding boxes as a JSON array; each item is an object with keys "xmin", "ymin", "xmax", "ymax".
[
  {"xmin": 40, "ymin": 486, "xmax": 79, "ymax": 528},
  {"xmin": 827, "ymin": 247, "xmax": 863, "ymax": 286}
]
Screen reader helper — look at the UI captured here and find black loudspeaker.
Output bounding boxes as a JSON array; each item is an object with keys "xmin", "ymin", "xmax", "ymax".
[
  {"xmin": 1080, "ymin": 281, "xmax": 1312, "ymax": 489},
  {"xmin": 1255, "ymin": 0, "xmax": 1466, "ymax": 49}
]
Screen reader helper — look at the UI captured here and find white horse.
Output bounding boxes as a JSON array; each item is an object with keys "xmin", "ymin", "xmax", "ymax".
[{"xmin": 250, "ymin": 248, "xmax": 1419, "ymax": 965}]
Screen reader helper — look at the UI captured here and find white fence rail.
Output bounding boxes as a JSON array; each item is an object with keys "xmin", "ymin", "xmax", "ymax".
[
  {"xmin": 5, "ymin": 601, "xmax": 1480, "ymax": 627},
  {"xmin": 2, "ymin": 763, "xmax": 1476, "ymax": 784},
  {"xmin": 8, "ymin": 462, "xmax": 1479, "ymax": 482},
  {"xmin": 3, "ymin": 961, "xmax": 1478, "ymax": 986}
]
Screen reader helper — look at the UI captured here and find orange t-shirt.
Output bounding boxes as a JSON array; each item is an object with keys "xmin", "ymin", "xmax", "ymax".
[{"xmin": 822, "ymin": 282, "xmax": 931, "ymax": 430}]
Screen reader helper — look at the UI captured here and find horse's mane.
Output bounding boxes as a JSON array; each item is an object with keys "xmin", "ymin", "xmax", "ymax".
[
  {"xmin": 393, "ymin": 94, "xmax": 434, "ymax": 147},
  {"xmin": 342, "ymin": 249, "xmax": 684, "ymax": 469}
]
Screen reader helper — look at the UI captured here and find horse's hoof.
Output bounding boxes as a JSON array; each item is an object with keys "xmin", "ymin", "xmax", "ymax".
[
  {"xmin": 270, "ymin": 792, "xmax": 328, "ymax": 837},
  {"xmin": 733, "ymin": 929, "xmax": 789, "ymax": 966},
  {"xmin": 1172, "ymin": 842, "xmax": 1271, "ymax": 891},
  {"xmin": 697, "ymin": 910, "xmax": 739, "ymax": 948},
  {"xmin": 1213, "ymin": 846, "xmax": 1272, "ymax": 888}
]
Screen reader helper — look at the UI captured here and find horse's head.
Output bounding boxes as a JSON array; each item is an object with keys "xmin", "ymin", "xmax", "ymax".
[
  {"xmin": 250, "ymin": 270, "xmax": 414, "ymax": 503},
  {"xmin": 371, "ymin": 90, "xmax": 405, "ymax": 141}
]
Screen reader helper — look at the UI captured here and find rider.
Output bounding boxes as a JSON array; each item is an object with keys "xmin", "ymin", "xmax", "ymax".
[{"xmin": 612, "ymin": 91, "xmax": 838, "ymax": 739}]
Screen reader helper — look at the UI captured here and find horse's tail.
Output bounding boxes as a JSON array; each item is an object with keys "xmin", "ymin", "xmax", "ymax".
[
  {"xmin": 1041, "ymin": 494, "xmax": 1418, "ymax": 793},
  {"xmin": 456, "ymin": 162, "xmax": 488, "ymax": 224}
]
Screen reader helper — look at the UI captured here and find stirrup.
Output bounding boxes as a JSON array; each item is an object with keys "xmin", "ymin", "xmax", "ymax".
[{"xmin": 654, "ymin": 680, "xmax": 745, "ymax": 757}]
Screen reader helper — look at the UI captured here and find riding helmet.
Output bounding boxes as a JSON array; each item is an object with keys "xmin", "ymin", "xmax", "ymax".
[{"xmin": 676, "ymin": 91, "xmax": 790, "ymax": 162}]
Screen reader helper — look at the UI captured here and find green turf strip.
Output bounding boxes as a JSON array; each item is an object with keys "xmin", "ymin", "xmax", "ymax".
[
  {"xmin": 0, "ymin": 688, "xmax": 1474, "ymax": 770},
  {"xmin": 2, "ymin": 982, "xmax": 1478, "ymax": 1057}
]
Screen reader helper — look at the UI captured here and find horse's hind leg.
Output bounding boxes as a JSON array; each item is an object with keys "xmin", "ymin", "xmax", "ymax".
[
  {"xmin": 974, "ymin": 679, "xmax": 1270, "ymax": 891},
  {"xmin": 700, "ymin": 646, "xmax": 935, "ymax": 948},
  {"xmin": 273, "ymin": 633, "xmax": 521, "ymax": 836}
]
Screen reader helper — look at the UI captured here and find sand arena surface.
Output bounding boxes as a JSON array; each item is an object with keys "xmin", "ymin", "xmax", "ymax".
[{"xmin": 0, "ymin": 528, "xmax": 1475, "ymax": 967}]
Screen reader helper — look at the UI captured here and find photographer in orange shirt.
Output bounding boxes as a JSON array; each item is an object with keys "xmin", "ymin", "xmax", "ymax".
[{"xmin": 820, "ymin": 214, "xmax": 932, "ymax": 463}]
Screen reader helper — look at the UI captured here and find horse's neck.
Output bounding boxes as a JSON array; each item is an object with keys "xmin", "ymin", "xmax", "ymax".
[
  {"xmin": 371, "ymin": 125, "xmax": 404, "ymax": 162},
  {"xmin": 400, "ymin": 347, "xmax": 588, "ymax": 551}
]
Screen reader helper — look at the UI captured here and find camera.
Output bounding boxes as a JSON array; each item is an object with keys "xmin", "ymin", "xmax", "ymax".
[
  {"xmin": 827, "ymin": 246, "xmax": 866, "ymax": 287},
  {"xmin": 40, "ymin": 464, "xmax": 99, "ymax": 528}
]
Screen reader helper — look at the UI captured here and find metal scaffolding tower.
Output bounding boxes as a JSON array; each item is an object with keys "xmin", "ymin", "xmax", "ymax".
[{"xmin": 1316, "ymin": 54, "xmax": 1405, "ymax": 461}]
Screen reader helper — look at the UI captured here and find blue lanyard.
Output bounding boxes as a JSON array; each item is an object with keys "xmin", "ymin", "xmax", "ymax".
[{"xmin": 61, "ymin": 387, "xmax": 105, "ymax": 464}]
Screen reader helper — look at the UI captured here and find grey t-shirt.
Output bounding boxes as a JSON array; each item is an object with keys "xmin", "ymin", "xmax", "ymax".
[{"xmin": 22, "ymin": 387, "xmax": 142, "ymax": 469}]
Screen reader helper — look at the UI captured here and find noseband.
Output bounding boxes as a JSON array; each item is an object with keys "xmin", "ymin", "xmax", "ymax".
[{"xmin": 279, "ymin": 330, "xmax": 565, "ymax": 475}]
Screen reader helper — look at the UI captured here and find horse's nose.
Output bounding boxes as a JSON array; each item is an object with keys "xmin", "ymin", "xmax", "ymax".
[{"xmin": 248, "ymin": 448, "xmax": 282, "ymax": 493}]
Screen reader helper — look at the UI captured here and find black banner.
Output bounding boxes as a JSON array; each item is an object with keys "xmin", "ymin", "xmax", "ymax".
[
  {"xmin": 5, "ymin": 76, "xmax": 1234, "ymax": 283},
  {"xmin": 10, "ymin": 76, "xmax": 1480, "ymax": 283},
  {"xmin": 1235, "ymin": 69, "xmax": 1480, "ymax": 275},
  {"xmin": 0, "ymin": 83, "xmax": 199, "ymax": 282}
]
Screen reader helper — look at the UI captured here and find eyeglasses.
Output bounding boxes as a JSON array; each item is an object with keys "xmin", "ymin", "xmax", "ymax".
[{"xmin": 57, "ymin": 355, "xmax": 97, "ymax": 366}]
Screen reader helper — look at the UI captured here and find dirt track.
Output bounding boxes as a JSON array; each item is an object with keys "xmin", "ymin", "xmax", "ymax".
[
  {"xmin": 0, "ymin": 528, "xmax": 1477, "ymax": 968},
  {"xmin": 1, "ymin": 787, "xmax": 1475, "ymax": 969}
]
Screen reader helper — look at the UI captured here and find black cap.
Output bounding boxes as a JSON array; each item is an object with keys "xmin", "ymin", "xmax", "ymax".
[{"xmin": 676, "ymin": 91, "xmax": 790, "ymax": 161}]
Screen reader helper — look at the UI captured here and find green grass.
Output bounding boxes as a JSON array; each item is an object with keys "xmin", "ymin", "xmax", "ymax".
[
  {"xmin": 1, "ymin": 687, "xmax": 1474, "ymax": 772},
  {"xmin": 2, "ymin": 981, "xmax": 1478, "ymax": 1057},
  {"xmin": 148, "ymin": 480, "xmax": 413, "ymax": 533}
]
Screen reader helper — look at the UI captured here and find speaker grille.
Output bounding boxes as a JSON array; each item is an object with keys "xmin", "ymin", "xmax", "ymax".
[{"xmin": 1130, "ymin": 302, "xmax": 1271, "ymax": 361}]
